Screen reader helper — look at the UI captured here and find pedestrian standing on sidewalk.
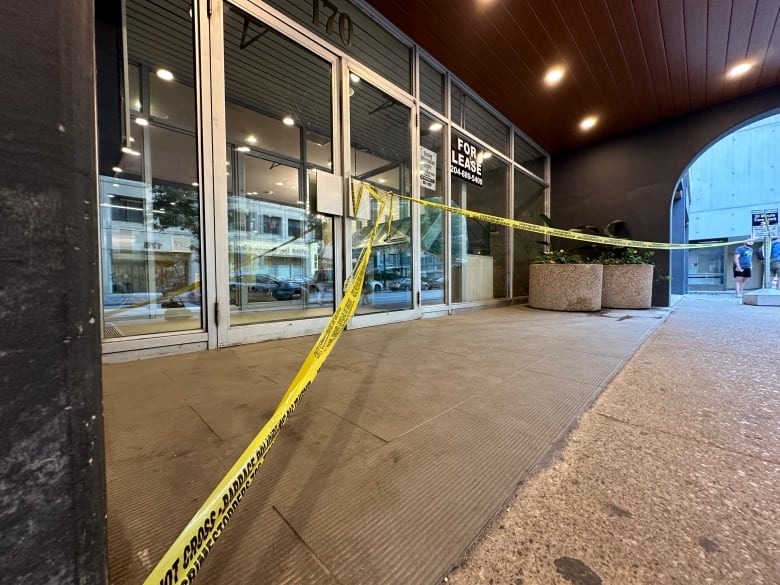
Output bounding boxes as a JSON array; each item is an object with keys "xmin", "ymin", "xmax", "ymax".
[
  {"xmin": 733, "ymin": 239, "xmax": 754, "ymax": 297},
  {"xmin": 770, "ymin": 235, "xmax": 780, "ymax": 290}
]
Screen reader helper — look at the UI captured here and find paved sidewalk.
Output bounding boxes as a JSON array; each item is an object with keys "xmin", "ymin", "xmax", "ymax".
[
  {"xmin": 104, "ymin": 303, "xmax": 668, "ymax": 585},
  {"xmin": 447, "ymin": 295, "xmax": 780, "ymax": 584}
]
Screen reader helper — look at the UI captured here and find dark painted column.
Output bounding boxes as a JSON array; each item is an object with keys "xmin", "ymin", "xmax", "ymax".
[{"xmin": 0, "ymin": 1, "xmax": 107, "ymax": 584}]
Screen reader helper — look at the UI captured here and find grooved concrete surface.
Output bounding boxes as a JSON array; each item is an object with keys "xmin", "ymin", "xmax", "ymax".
[
  {"xmin": 448, "ymin": 295, "xmax": 780, "ymax": 585},
  {"xmin": 105, "ymin": 302, "xmax": 679, "ymax": 584}
]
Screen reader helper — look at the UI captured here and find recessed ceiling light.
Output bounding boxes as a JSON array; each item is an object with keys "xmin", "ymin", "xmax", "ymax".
[
  {"xmin": 236, "ymin": 146, "xmax": 250, "ymax": 152},
  {"xmin": 121, "ymin": 146, "xmax": 140, "ymax": 156},
  {"xmin": 429, "ymin": 122, "xmax": 443, "ymax": 132},
  {"xmin": 350, "ymin": 73, "xmax": 361, "ymax": 83},
  {"xmin": 727, "ymin": 62, "xmax": 752, "ymax": 78},
  {"xmin": 477, "ymin": 151, "xmax": 492, "ymax": 163},
  {"xmin": 579, "ymin": 116, "xmax": 598, "ymax": 131},
  {"xmin": 274, "ymin": 182, "xmax": 284, "ymax": 186},
  {"xmin": 544, "ymin": 66, "xmax": 565, "ymax": 86},
  {"xmin": 191, "ymin": 182, "xmax": 199, "ymax": 187},
  {"xmin": 156, "ymin": 68, "xmax": 174, "ymax": 81},
  {"xmin": 349, "ymin": 87, "xmax": 355, "ymax": 96},
  {"xmin": 112, "ymin": 166, "xmax": 122, "ymax": 173},
  {"xmin": 378, "ymin": 178, "xmax": 386, "ymax": 183},
  {"xmin": 282, "ymin": 116, "xmax": 295, "ymax": 126},
  {"xmin": 246, "ymin": 135, "xmax": 257, "ymax": 143},
  {"xmin": 135, "ymin": 117, "xmax": 149, "ymax": 126}
]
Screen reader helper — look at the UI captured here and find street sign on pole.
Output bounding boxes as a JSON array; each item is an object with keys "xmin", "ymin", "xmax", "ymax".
[
  {"xmin": 751, "ymin": 209, "xmax": 778, "ymax": 288},
  {"xmin": 751, "ymin": 209, "xmax": 778, "ymax": 239}
]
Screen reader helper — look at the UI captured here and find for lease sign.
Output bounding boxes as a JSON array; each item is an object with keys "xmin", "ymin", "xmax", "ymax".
[{"xmin": 450, "ymin": 136, "xmax": 483, "ymax": 187}]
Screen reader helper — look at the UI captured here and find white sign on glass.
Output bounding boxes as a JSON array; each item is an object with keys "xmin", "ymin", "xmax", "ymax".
[{"xmin": 420, "ymin": 146, "xmax": 437, "ymax": 191}]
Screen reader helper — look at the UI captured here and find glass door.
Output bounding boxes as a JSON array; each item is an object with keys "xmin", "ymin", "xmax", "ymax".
[
  {"xmin": 346, "ymin": 67, "xmax": 419, "ymax": 325},
  {"xmin": 213, "ymin": 1, "xmax": 341, "ymax": 345}
]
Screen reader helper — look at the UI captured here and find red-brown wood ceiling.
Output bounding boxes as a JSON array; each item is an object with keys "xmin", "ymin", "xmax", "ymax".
[{"xmin": 365, "ymin": 0, "xmax": 780, "ymax": 154}]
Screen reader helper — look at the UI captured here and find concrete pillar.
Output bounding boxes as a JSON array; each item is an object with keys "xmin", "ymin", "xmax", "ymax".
[{"xmin": 0, "ymin": 1, "xmax": 107, "ymax": 584}]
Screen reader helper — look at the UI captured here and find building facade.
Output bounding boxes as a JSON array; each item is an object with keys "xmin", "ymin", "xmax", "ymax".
[
  {"xmin": 96, "ymin": 0, "xmax": 549, "ymax": 361},
  {"xmin": 685, "ymin": 113, "xmax": 780, "ymax": 291}
]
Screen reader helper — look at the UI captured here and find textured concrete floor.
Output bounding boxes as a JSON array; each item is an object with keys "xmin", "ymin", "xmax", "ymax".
[
  {"xmin": 103, "ymin": 295, "xmax": 778, "ymax": 585},
  {"xmin": 447, "ymin": 295, "xmax": 780, "ymax": 584},
  {"xmin": 104, "ymin": 302, "xmax": 668, "ymax": 585}
]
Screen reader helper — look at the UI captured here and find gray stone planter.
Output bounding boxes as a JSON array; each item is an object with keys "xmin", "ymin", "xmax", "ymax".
[
  {"xmin": 601, "ymin": 263, "xmax": 654, "ymax": 308},
  {"xmin": 528, "ymin": 263, "xmax": 603, "ymax": 311}
]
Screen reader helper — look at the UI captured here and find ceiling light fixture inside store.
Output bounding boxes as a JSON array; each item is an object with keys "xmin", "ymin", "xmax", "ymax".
[
  {"xmin": 429, "ymin": 122, "xmax": 443, "ymax": 132},
  {"xmin": 350, "ymin": 73, "xmax": 361, "ymax": 83},
  {"xmin": 112, "ymin": 166, "xmax": 122, "ymax": 173},
  {"xmin": 246, "ymin": 135, "xmax": 257, "ymax": 143},
  {"xmin": 579, "ymin": 116, "xmax": 598, "ymax": 130},
  {"xmin": 282, "ymin": 116, "xmax": 295, "ymax": 126},
  {"xmin": 236, "ymin": 146, "xmax": 250, "ymax": 152},
  {"xmin": 544, "ymin": 66, "xmax": 565, "ymax": 86},
  {"xmin": 727, "ymin": 62, "xmax": 752, "ymax": 77},
  {"xmin": 156, "ymin": 68, "xmax": 174, "ymax": 81},
  {"xmin": 135, "ymin": 117, "xmax": 149, "ymax": 126},
  {"xmin": 121, "ymin": 146, "xmax": 140, "ymax": 156}
]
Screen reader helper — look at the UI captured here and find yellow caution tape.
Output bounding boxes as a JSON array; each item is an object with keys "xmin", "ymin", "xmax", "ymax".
[
  {"xmin": 142, "ymin": 196, "xmax": 387, "ymax": 585},
  {"xmin": 359, "ymin": 185, "xmax": 728, "ymax": 250}
]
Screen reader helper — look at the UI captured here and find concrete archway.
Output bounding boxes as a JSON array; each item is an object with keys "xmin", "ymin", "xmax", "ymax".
[{"xmin": 549, "ymin": 85, "xmax": 780, "ymax": 306}]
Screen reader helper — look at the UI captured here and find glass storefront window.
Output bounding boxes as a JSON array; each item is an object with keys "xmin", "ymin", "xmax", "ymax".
[
  {"xmin": 513, "ymin": 169, "xmax": 546, "ymax": 296},
  {"xmin": 514, "ymin": 132, "xmax": 546, "ymax": 180},
  {"xmin": 419, "ymin": 113, "xmax": 446, "ymax": 304},
  {"xmin": 97, "ymin": 0, "xmax": 203, "ymax": 338},
  {"xmin": 420, "ymin": 57, "xmax": 445, "ymax": 114},
  {"xmin": 451, "ymin": 83, "xmax": 508, "ymax": 155},
  {"xmin": 349, "ymin": 76, "xmax": 412, "ymax": 312},
  {"xmin": 224, "ymin": 4, "xmax": 335, "ymax": 324},
  {"xmin": 451, "ymin": 132, "xmax": 509, "ymax": 301}
]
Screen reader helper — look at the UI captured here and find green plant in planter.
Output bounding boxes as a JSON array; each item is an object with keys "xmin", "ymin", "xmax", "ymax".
[
  {"xmin": 539, "ymin": 214, "xmax": 630, "ymax": 262},
  {"xmin": 531, "ymin": 249, "xmax": 586, "ymax": 264},
  {"xmin": 598, "ymin": 247, "xmax": 655, "ymax": 265}
]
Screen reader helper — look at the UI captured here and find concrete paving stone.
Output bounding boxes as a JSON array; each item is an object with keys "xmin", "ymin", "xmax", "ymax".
[
  {"xmin": 447, "ymin": 406, "xmax": 779, "ymax": 585},
  {"xmin": 273, "ymin": 408, "xmax": 553, "ymax": 585},
  {"xmin": 105, "ymin": 405, "xmax": 221, "ymax": 465}
]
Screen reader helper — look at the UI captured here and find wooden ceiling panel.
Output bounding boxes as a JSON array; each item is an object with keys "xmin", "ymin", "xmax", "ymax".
[
  {"xmin": 658, "ymin": 0, "xmax": 690, "ymax": 112},
  {"xmin": 634, "ymin": 1, "xmax": 675, "ymax": 118},
  {"xmin": 364, "ymin": 0, "xmax": 780, "ymax": 154},
  {"xmin": 704, "ymin": 1, "xmax": 733, "ymax": 104},
  {"xmin": 751, "ymin": 1, "xmax": 780, "ymax": 86},
  {"xmin": 683, "ymin": 0, "xmax": 709, "ymax": 110}
]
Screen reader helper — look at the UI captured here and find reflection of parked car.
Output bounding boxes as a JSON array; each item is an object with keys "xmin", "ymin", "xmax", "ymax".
[
  {"xmin": 272, "ymin": 277, "xmax": 318, "ymax": 300},
  {"xmin": 366, "ymin": 279, "xmax": 383, "ymax": 292},
  {"xmin": 230, "ymin": 273, "xmax": 282, "ymax": 303},
  {"xmin": 390, "ymin": 277, "xmax": 429, "ymax": 291},
  {"xmin": 428, "ymin": 277, "xmax": 445, "ymax": 289},
  {"xmin": 230, "ymin": 273, "xmax": 281, "ymax": 295}
]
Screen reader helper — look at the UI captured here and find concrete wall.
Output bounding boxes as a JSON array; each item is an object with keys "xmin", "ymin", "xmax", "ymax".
[
  {"xmin": 688, "ymin": 113, "xmax": 780, "ymax": 242},
  {"xmin": 549, "ymin": 85, "xmax": 780, "ymax": 306},
  {"xmin": 0, "ymin": 1, "xmax": 107, "ymax": 583}
]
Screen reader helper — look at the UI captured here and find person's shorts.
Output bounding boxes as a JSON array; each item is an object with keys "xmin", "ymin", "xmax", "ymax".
[
  {"xmin": 771, "ymin": 260, "xmax": 780, "ymax": 277},
  {"xmin": 734, "ymin": 267, "xmax": 751, "ymax": 278}
]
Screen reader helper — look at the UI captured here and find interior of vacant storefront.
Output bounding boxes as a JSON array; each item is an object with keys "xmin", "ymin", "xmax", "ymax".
[{"xmin": 95, "ymin": 0, "xmax": 548, "ymax": 355}]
